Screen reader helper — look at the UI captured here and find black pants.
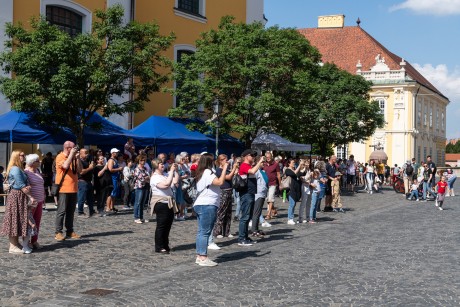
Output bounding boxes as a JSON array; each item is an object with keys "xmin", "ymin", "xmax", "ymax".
[
  {"xmin": 155, "ymin": 202, "xmax": 174, "ymax": 252},
  {"xmin": 55, "ymin": 193, "xmax": 77, "ymax": 235},
  {"xmin": 251, "ymin": 197, "xmax": 265, "ymax": 233}
]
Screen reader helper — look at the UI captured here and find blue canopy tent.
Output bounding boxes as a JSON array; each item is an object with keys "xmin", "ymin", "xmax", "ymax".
[
  {"xmin": 130, "ymin": 116, "xmax": 210, "ymax": 154},
  {"xmin": 0, "ymin": 111, "xmax": 135, "ymax": 146}
]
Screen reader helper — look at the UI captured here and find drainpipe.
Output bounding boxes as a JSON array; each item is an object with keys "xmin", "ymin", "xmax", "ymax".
[
  {"xmin": 413, "ymin": 85, "xmax": 421, "ymax": 160},
  {"xmin": 128, "ymin": 0, "xmax": 135, "ymax": 129}
]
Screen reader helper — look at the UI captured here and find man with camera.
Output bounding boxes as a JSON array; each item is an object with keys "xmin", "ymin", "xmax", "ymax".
[{"xmin": 55, "ymin": 141, "xmax": 83, "ymax": 241}]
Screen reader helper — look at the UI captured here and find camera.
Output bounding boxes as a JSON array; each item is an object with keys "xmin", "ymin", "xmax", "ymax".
[{"xmin": 74, "ymin": 145, "xmax": 80, "ymax": 151}]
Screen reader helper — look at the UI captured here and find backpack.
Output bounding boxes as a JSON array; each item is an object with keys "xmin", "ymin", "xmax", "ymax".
[
  {"xmin": 405, "ymin": 164, "xmax": 414, "ymax": 176},
  {"xmin": 232, "ymin": 173, "xmax": 248, "ymax": 192}
]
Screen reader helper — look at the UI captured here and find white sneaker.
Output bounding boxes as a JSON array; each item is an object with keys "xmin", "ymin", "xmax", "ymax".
[
  {"xmin": 208, "ymin": 243, "xmax": 221, "ymax": 250},
  {"xmin": 227, "ymin": 234, "xmax": 234, "ymax": 238},
  {"xmin": 370, "ymin": 191, "xmax": 373, "ymax": 195},
  {"xmin": 216, "ymin": 235, "xmax": 224, "ymax": 239},
  {"xmin": 287, "ymin": 219, "xmax": 296, "ymax": 225},
  {"xmin": 435, "ymin": 201, "xmax": 439, "ymax": 207},
  {"xmin": 22, "ymin": 245, "xmax": 32, "ymax": 254},
  {"xmin": 302, "ymin": 220, "xmax": 308, "ymax": 223},
  {"xmin": 197, "ymin": 258, "xmax": 218, "ymax": 266},
  {"xmin": 261, "ymin": 221, "xmax": 272, "ymax": 228},
  {"xmin": 438, "ymin": 207, "xmax": 444, "ymax": 211},
  {"xmin": 248, "ymin": 221, "xmax": 252, "ymax": 228},
  {"xmin": 416, "ymin": 199, "xmax": 419, "ymax": 202}
]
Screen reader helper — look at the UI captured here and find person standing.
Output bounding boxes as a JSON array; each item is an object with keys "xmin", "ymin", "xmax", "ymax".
[
  {"xmin": 332, "ymin": 171, "xmax": 345, "ymax": 212},
  {"xmin": 285, "ymin": 158, "xmax": 303, "ymax": 225},
  {"xmin": 193, "ymin": 153, "xmax": 227, "ymax": 266},
  {"xmin": 106, "ymin": 148, "xmax": 123, "ymax": 213},
  {"xmin": 238, "ymin": 150, "xmax": 264, "ymax": 246},
  {"xmin": 77, "ymin": 148, "xmax": 95, "ymax": 218},
  {"xmin": 436, "ymin": 176, "xmax": 448, "ymax": 210},
  {"xmin": 93, "ymin": 156, "xmax": 113, "ymax": 216},
  {"xmin": 124, "ymin": 137, "xmax": 136, "ymax": 159},
  {"xmin": 426, "ymin": 155, "xmax": 437, "ymax": 189},
  {"xmin": 1, "ymin": 151, "xmax": 37, "ymax": 254},
  {"xmin": 346, "ymin": 155, "xmax": 357, "ymax": 193},
  {"xmin": 446, "ymin": 169, "xmax": 456, "ymax": 196},
  {"xmin": 263, "ymin": 152, "xmax": 281, "ymax": 220},
  {"xmin": 55, "ymin": 141, "xmax": 82, "ymax": 241},
  {"xmin": 41, "ymin": 152, "xmax": 54, "ymax": 198},
  {"xmin": 132, "ymin": 154, "xmax": 151, "ymax": 224},
  {"xmin": 150, "ymin": 159, "xmax": 179, "ymax": 253},
  {"xmin": 24, "ymin": 154, "xmax": 46, "ymax": 250},
  {"xmin": 324, "ymin": 156, "xmax": 338, "ymax": 210},
  {"xmin": 400, "ymin": 160, "xmax": 414, "ymax": 195}
]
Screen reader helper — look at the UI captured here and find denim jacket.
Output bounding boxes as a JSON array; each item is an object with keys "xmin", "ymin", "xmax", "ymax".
[{"xmin": 8, "ymin": 166, "xmax": 28, "ymax": 190}]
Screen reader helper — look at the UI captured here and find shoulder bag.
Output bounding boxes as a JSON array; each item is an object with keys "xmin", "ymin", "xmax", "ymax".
[{"xmin": 50, "ymin": 167, "xmax": 69, "ymax": 197}]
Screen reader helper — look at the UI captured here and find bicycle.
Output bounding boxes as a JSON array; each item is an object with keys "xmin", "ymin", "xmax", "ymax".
[{"xmin": 393, "ymin": 175, "xmax": 405, "ymax": 194}]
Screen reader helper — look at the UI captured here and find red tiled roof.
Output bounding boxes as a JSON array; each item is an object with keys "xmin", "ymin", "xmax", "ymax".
[
  {"xmin": 445, "ymin": 154, "xmax": 460, "ymax": 161},
  {"xmin": 298, "ymin": 26, "xmax": 447, "ymax": 99}
]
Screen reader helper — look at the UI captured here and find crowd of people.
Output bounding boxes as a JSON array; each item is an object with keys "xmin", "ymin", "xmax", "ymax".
[{"xmin": 0, "ymin": 139, "xmax": 456, "ymax": 265}]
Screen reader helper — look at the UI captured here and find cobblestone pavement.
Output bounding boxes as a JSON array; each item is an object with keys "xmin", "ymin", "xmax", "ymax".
[{"xmin": 0, "ymin": 186, "xmax": 459, "ymax": 306}]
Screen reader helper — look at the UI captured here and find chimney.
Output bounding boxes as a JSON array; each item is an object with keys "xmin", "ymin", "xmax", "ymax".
[{"xmin": 318, "ymin": 15, "xmax": 345, "ymax": 28}]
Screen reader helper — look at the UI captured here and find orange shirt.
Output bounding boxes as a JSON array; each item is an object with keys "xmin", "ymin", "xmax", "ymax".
[{"xmin": 55, "ymin": 152, "xmax": 78, "ymax": 193}]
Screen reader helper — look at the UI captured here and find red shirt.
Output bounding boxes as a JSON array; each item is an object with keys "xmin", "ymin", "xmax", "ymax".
[
  {"xmin": 264, "ymin": 161, "xmax": 280, "ymax": 186},
  {"xmin": 437, "ymin": 181, "xmax": 448, "ymax": 194},
  {"xmin": 239, "ymin": 162, "xmax": 257, "ymax": 194}
]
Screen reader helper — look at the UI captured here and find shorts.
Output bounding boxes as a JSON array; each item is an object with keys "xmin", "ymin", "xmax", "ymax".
[
  {"xmin": 267, "ymin": 185, "xmax": 276, "ymax": 203},
  {"xmin": 347, "ymin": 174, "xmax": 355, "ymax": 185},
  {"xmin": 111, "ymin": 178, "xmax": 120, "ymax": 197}
]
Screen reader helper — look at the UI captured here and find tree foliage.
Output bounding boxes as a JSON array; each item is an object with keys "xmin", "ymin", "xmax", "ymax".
[
  {"xmin": 0, "ymin": 5, "xmax": 175, "ymax": 145},
  {"xmin": 446, "ymin": 141, "xmax": 460, "ymax": 153},
  {"xmin": 168, "ymin": 16, "xmax": 321, "ymax": 147},
  {"xmin": 169, "ymin": 17, "xmax": 384, "ymax": 155}
]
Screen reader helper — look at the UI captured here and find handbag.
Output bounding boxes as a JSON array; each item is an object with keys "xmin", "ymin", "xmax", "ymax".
[
  {"xmin": 280, "ymin": 175, "xmax": 291, "ymax": 190},
  {"xmin": 232, "ymin": 173, "xmax": 248, "ymax": 192},
  {"xmin": 50, "ymin": 167, "xmax": 69, "ymax": 197}
]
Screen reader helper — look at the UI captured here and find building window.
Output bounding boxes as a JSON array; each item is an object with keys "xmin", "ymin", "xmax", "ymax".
[
  {"xmin": 417, "ymin": 104, "xmax": 421, "ymax": 127},
  {"xmin": 436, "ymin": 110, "xmax": 439, "ymax": 129},
  {"xmin": 46, "ymin": 6, "xmax": 83, "ymax": 37},
  {"xmin": 442, "ymin": 112, "xmax": 445, "ymax": 130},
  {"xmin": 178, "ymin": 0, "xmax": 200, "ymax": 15},
  {"xmin": 336, "ymin": 144, "xmax": 348, "ymax": 160},
  {"xmin": 424, "ymin": 106, "xmax": 427, "ymax": 126},
  {"xmin": 417, "ymin": 146, "xmax": 421, "ymax": 162},
  {"xmin": 429, "ymin": 148, "xmax": 432, "ymax": 158},
  {"xmin": 423, "ymin": 147, "xmax": 427, "ymax": 161},
  {"xmin": 429, "ymin": 109, "xmax": 433, "ymax": 127},
  {"xmin": 377, "ymin": 98, "xmax": 385, "ymax": 115},
  {"xmin": 175, "ymin": 49, "xmax": 195, "ymax": 108}
]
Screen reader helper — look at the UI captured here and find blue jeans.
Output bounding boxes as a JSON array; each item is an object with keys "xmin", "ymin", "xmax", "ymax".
[
  {"xmin": 133, "ymin": 187, "xmax": 149, "ymax": 220},
  {"xmin": 77, "ymin": 180, "xmax": 94, "ymax": 214},
  {"xmin": 238, "ymin": 193, "xmax": 255, "ymax": 242},
  {"xmin": 310, "ymin": 192, "xmax": 319, "ymax": 220},
  {"xmin": 448, "ymin": 176, "xmax": 457, "ymax": 189},
  {"xmin": 194, "ymin": 205, "xmax": 217, "ymax": 256},
  {"xmin": 408, "ymin": 190, "xmax": 418, "ymax": 200},
  {"xmin": 422, "ymin": 181, "xmax": 428, "ymax": 200},
  {"xmin": 288, "ymin": 195, "xmax": 297, "ymax": 220},
  {"xmin": 234, "ymin": 190, "xmax": 241, "ymax": 219}
]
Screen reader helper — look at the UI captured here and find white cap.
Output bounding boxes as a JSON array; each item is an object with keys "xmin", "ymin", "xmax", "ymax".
[
  {"xmin": 110, "ymin": 148, "xmax": 120, "ymax": 154},
  {"xmin": 200, "ymin": 151, "xmax": 208, "ymax": 155}
]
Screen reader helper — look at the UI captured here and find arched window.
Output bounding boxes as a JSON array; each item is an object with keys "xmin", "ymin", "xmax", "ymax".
[{"xmin": 46, "ymin": 6, "xmax": 83, "ymax": 37}]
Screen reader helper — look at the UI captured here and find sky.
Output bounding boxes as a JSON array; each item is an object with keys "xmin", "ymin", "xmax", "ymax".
[{"xmin": 264, "ymin": 0, "xmax": 460, "ymax": 140}]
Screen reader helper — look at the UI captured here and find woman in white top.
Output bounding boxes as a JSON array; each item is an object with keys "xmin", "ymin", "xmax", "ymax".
[
  {"xmin": 150, "ymin": 159, "xmax": 179, "ymax": 254},
  {"xmin": 193, "ymin": 153, "xmax": 227, "ymax": 267},
  {"xmin": 366, "ymin": 160, "xmax": 378, "ymax": 194}
]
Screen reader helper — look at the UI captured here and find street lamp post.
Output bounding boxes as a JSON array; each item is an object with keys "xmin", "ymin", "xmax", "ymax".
[{"xmin": 213, "ymin": 100, "xmax": 223, "ymax": 157}]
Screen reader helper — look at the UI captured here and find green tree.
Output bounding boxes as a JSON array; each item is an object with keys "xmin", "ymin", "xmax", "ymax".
[
  {"xmin": 285, "ymin": 63, "xmax": 385, "ymax": 156},
  {"xmin": 0, "ymin": 5, "xmax": 175, "ymax": 146},
  {"xmin": 168, "ymin": 16, "xmax": 321, "ymax": 147}
]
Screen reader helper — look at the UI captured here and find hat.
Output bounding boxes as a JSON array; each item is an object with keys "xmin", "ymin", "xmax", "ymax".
[
  {"xmin": 335, "ymin": 171, "xmax": 342, "ymax": 176},
  {"xmin": 241, "ymin": 149, "xmax": 257, "ymax": 157},
  {"xmin": 200, "ymin": 151, "xmax": 208, "ymax": 155},
  {"xmin": 110, "ymin": 148, "xmax": 120, "ymax": 154}
]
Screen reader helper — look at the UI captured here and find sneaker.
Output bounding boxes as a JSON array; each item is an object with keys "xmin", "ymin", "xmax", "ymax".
[
  {"xmin": 302, "ymin": 220, "xmax": 308, "ymax": 224},
  {"xmin": 332, "ymin": 208, "xmax": 339, "ymax": 212},
  {"xmin": 261, "ymin": 221, "xmax": 272, "ymax": 228},
  {"xmin": 338, "ymin": 208, "xmax": 345, "ymax": 213},
  {"xmin": 175, "ymin": 216, "xmax": 185, "ymax": 221},
  {"xmin": 308, "ymin": 220, "xmax": 317, "ymax": 224},
  {"xmin": 195, "ymin": 257, "xmax": 200, "ymax": 264},
  {"xmin": 370, "ymin": 191, "xmax": 373, "ymax": 195},
  {"xmin": 416, "ymin": 199, "xmax": 420, "ymax": 202},
  {"xmin": 54, "ymin": 204, "xmax": 58, "ymax": 209},
  {"xmin": 55, "ymin": 233, "xmax": 66, "ymax": 241},
  {"xmin": 9, "ymin": 245, "xmax": 24, "ymax": 254},
  {"xmin": 216, "ymin": 235, "xmax": 224, "ymax": 239},
  {"xmin": 123, "ymin": 205, "xmax": 131, "ymax": 210},
  {"xmin": 22, "ymin": 245, "xmax": 32, "ymax": 254},
  {"xmin": 438, "ymin": 207, "xmax": 444, "ymax": 211},
  {"xmin": 208, "ymin": 243, "xmax": 221, "ymax": 250},
  {"xmin": 227, "ymin": 234, "xmax": 234, "ymax": 238},
  {"xmin": 248, "ymin": 221, "xmax": 252, "ymax": 228},
  {"xmin": 197, "ymin": 258, "xmax": 218, "ymax": 267},
  {"xmin": 66, "ymin": 232, "xmax": 81, "ymax": 239},
  {"xmin": 287, "ymin": 219, "xmax": 296, "ymax": 225},
  {"xmin": 435, "ymin": 201, "xmax": 439, "ymax": 207},
  {"xmin": 238, "ymin": 240, "xmax": 253, "ymax": 246},
  {"xmin": 134, "ymin": 219, "xmax": 143, "ymax": 224}
]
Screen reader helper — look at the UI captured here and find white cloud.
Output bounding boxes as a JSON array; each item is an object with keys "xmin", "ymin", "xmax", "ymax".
[
  {"xmin": 413, "ymin": 63, "xmax": 460, "ymax": 139},
  {"xmin": 390, "ymin": 0, "xmax": 460, "ymax": 15}
]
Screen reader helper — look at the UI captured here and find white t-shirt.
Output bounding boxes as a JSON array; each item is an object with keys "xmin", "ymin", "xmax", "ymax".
[
  {"xmin": 150, "ymin": 173, "xmax": 173, "ymax": 197},
  {"xmin": 194, "ymin": 169, "xmax": 220, "ymax": 207}
]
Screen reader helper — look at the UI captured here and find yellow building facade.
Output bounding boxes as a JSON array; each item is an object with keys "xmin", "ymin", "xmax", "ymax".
[
  {"xmin": 300, "ymin": 15, "xmax": 449, "ymax": 167},
  {"xmin": 0, "ymin": 0, "xmax": 264, "ymax": 163}
]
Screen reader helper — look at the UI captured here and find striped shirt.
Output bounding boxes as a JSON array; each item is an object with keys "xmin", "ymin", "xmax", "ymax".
[{"xmin": 25, "ymin": 169, "xmax": 45, "ymax": 203}]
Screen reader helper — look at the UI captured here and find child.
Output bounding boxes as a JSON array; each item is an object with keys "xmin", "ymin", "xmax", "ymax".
[
  {"xmin": 332, "ymin": 171, "xmax": 344, "ymax": 212},
  {"xmin": 309, "ymin": 170, "xmax": 321, "ymax": 223},
  {"xmin": 407, "ymin": 178, "xmax": 420, "ymax": 201},
  {"xmin": 436, "ymin": 176, "xmax": 448, "ymax": 210}
]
